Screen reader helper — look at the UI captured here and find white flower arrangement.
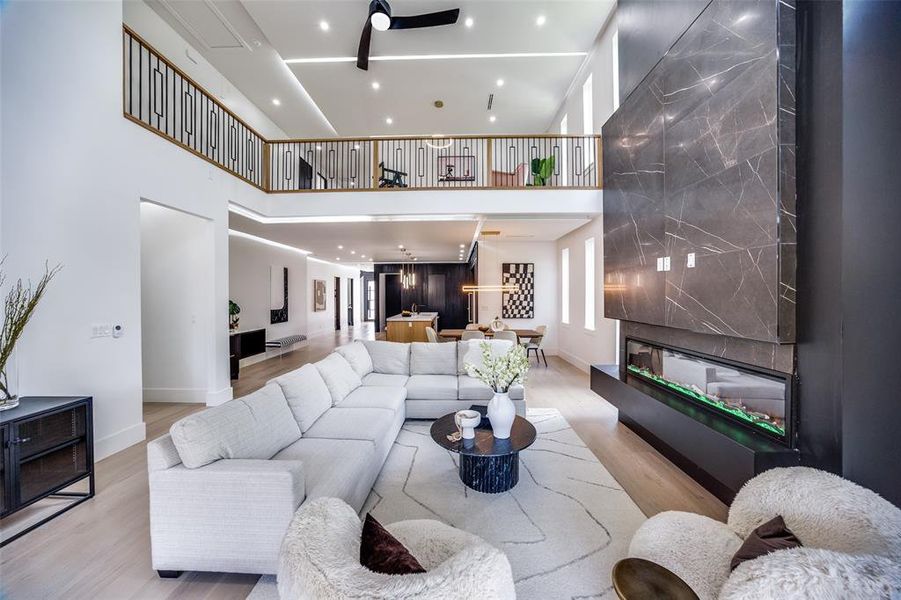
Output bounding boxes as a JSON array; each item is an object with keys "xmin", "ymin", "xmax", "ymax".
[{"xmin": 465, "ymin": 341, "xmax": 530, "ymax": 393}]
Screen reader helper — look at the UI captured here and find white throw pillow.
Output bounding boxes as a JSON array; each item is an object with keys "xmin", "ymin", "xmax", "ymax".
[
  {"xmin": 273, "ymin": 363, "xmax": 333, "ymax": 432},
  {"xmin": 363, "ymin": 340, "xmax": 411, "ymax": 375},
  {"xmin": 457, "ymin": 339, "xmax": 514, "ymax": 375},
  {"xmin": 170, "ymin": 383, "xmax": 300, "ymax": 469},
  {"xmin": 335, "ymin": 341, "xmax": 374, "ymax": 377},
  {"xmin": 410, "ymin": 342, "xmax": 457, "ymax": 375},
  {"xmin": 315, "ymin": 353, "xmax": 363, "ymax": 405}
]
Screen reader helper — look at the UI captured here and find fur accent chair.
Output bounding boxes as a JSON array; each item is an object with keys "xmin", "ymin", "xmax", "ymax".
[
  {"xmin": 628, "ymin": 467, "xmax": 901, "ymax": 599},
  {"xmin": 278, "ymin": 497, "xmax": 516, "ymax": 599}
]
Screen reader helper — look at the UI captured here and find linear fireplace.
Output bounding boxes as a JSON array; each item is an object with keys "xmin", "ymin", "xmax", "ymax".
[{"xmin": 625, "ymin": 338, "xmax": 794, "ymax": 446}]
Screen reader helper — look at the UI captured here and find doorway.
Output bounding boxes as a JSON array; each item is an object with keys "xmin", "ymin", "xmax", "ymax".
[
  {"xmin": 334, "ymin": 276, "xmax": 341, "ymax": 331},
  {"xmin": 140, "ymin": 202, "xmax": 213, "ymax": 404},
  {"xmin": 347, "ymin": 277, "xmax": 354, "ymax": 326}
]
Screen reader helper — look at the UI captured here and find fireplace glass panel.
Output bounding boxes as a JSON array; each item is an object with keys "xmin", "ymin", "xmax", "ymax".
[{"xmin": 626, "ymin": 339, "xmax": 788, "ymax": 440}]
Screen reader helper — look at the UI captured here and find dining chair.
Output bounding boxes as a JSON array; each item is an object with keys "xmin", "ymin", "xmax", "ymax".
[
  {"xmin": 461, "ymin": 330, "xmax": 486, "ymax": 341},
  {"xmin": 493, "ymin": 330, "xmax": 519, "ymax": 345},
  {"xmin": 464, "ymin": 324, "xmax": 483, "ymax": 331},
  {"xmin": 523, "ymin": 325, "xmax": 547, "ymax": 366},
  {"xmin": 426, "ymin": 327, "xmax": 451, "ymax": 343}
]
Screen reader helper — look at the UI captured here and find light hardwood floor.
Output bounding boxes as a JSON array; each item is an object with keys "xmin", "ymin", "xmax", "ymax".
[{"xmin": 0, "ymin": 324, "xmax": 725, "ymax": 599}]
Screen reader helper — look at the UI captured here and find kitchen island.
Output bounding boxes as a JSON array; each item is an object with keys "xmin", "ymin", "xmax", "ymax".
[{"xmin": 385, "ymin": 312, "xmax": 439, "ymax": 343}]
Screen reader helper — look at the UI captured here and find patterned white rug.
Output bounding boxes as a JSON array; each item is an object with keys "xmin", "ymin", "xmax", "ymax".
[{"xmin": 248, "ymin": 408, "xmax": 646, "ymax": 599}]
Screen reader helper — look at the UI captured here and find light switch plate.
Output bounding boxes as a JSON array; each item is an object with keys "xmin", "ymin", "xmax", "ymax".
[
  {"xmin": 663, "ymin": 256, "xmax": 672, "ymax": 272},
  {"xmin": 687, "ymin": 253, "xmax": 696, "ymax": 268},
  {"xmin": 656, "ymin": 257, "xmax": 664, "ymax": 272},
  {"xmin": 91, "ymin": 323, "xmax": 113, "ymax": 338}
]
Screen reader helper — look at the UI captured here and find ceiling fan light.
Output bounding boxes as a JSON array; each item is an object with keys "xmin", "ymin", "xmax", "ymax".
[{"xmin": 371, "ymin": 11, "xmax": 391, "ymax": 31}]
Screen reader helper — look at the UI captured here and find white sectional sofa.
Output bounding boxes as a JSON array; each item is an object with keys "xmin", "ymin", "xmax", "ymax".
[{"xmin": 147, "ymin": 339, "xmax": 524, "ymax": 576}]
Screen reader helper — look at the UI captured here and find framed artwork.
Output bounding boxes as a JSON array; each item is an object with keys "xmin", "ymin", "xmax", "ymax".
[
  {"xmin": 313, "ymin": 279, "xmax": 327, "ymax": 312},
  {"xmin": 437, "ymin": 155, "xmax": 476, "ymax": 182},
  {"xmin": 502, "ymin": 263, "xmax": 534, "ymax": 319},
  {"xmin": 270, "ymin": 266, "xmax": 288, "ymax": 324}
]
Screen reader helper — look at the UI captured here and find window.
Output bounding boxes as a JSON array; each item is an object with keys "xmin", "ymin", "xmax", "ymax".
[
  {"xmin": 584, "ymin": 237, "xmax": 595, "ymax": 330},
  {"xmin": 612, "ymin": 31, "xmax": 620, "ymax": 111},
  {"xmin": 582, "ymin": 74, "xmax": 594, "ymax": 165},
  {"xmin": 560, "ymin": 114, "xmax": 568, "ymax": 186},
  {"xmin": 561, "ymin": 248, "xmax": 570, "ymax": 324}
]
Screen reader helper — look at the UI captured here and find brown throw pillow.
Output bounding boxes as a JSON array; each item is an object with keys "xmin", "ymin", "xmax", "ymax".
[
  {"xmin": 730, "ymin": 515, "xmax": 802, "ymax": 570},
  {"xmin": 360, "ymin": 513, "xmax": 426, "ymax": 575}
]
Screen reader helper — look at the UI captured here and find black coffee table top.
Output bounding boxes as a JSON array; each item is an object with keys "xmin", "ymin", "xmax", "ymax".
[{"xmin": 430, "ymin": 411, "xmax": 537, "ymax": 457}]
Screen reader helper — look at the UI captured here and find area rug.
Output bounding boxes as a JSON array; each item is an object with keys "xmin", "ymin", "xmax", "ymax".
[{"xmin": 248, "ymin": 408, "xmax": 646, "ymax": 599}]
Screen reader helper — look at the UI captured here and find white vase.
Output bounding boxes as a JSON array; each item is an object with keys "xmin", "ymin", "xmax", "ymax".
[{"xmin": 487, "ymin": 391, "xmax": 515, "ymax": 439}]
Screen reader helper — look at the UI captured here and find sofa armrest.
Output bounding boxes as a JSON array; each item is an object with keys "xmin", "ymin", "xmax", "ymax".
[{"xmin": 149, "ymin": 459, "xmax": 304, "ymax": 574}]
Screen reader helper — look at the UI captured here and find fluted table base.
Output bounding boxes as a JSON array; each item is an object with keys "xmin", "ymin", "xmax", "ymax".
[{"xmin": 458, "ymin": 452, "xmax": 519, "ymax": 493}]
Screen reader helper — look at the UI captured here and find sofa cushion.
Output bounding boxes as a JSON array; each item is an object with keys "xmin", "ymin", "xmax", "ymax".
[
  {"xmin": 315, "ymin": 353, "xmax": 363, "ymax": 405},
  {"xmin": 273, "ymin": 437, "xmax": 377, "ymax": 511},
  {"xmin": 457, "ymin": 339, "xmax": 514, "ymax": 375},
  {"xmin": 405, "ymin": 375, "xmax": 458, "ymax": 401},
  {"xmin": 338, "ymin": 386, "xmax": 407, "ymax": 413},
  {"xmin": 410, "ymin": 342, "xmax": 457, "ymax": 376},
  {"xmin": 170, "ymin": 383, "xmax": 300, "ymax": 469},
  {"xmin": 457, "ymin": 375, "xmax": 525, "ymax": 401},
  {"xmin": 272, "ymin": 364, "xmax": 332, "ymax": 433},
  {"xmin": 363, "ymin": 340, "xmax": 410, "ymax": 375},
  {"xmin": 362, "ymin": 372, "xmax": 410, "ymax": 387},
  {"xmin": 304, "ymin": 407, "xmax": 399, "ymax": 459},
  {"xmin": 335, "ymin": 341, "xmax": 374, "ymax": 378}
]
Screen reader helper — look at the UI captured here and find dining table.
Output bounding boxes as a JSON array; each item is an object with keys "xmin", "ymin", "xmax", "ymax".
[{"xmin": 439, "ymin": 328, "xmax": 542, "ymax": 340}]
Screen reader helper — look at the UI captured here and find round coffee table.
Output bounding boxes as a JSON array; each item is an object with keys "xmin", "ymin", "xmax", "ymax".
[{"xmin": 430, "ymin": 411, "xmax": 537, "ymax": 493}]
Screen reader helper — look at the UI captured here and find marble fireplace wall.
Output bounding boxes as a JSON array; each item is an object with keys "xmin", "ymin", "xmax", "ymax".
[{"xmin": 603, "ymin": 0, "xmax": 797, "ymax": 344}]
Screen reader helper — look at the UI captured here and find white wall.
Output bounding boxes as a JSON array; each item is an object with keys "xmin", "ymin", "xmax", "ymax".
[
  {"xmin": 0, "ymin": 0, "xmax": 272, "ymax": 459},
  {"xmin": 307, "ymin": 259, "xmax": 362, "ymax": 339},
  {"xmin": 228, "ymin": 233, "xmax": 311, "ymax": 365},
  {"xmin": 476, "ymin": 241, "xmax": 558, "ymax": 354},
  {"xmin": 548, "ymin": 13, "xmax": 619, "ymax": 134},
  {"xmin": 556, "ymin": 217, "xmax": 618, "ymax": 371},
  {"xmin": 140, "ymin": 203, "xmax": 214, "ymax": 403}
]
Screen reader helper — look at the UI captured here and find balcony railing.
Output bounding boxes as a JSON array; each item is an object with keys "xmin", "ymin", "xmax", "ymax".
[{"xmin": 123, "ymin": 26, "xmax": 602, "ymax": 193}]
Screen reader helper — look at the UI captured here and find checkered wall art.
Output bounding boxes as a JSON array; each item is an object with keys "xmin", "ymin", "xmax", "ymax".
[{"xmin": 502, "ymin": 262, "xmax": 535, "ymax": 319}]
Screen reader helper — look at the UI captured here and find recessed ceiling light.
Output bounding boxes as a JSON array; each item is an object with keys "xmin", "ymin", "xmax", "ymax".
[
  {"xmin": 319, "ymin": 20, "xmax": 330, "ymax": 31},
  {"xmin": 464, "ymin": 17, "xmax": 474, "ymax": 28},
  {"xmin": 371, "ymin": 81, "xmax": 380, "ymax": 90},
  {"xmin": 459, "ymin": 257, "xmax": 465, "ymax": 260},
  {"xmin": 350, "ymin": 250, "xmax": 356, "ymax": 255},
  {"xmin": 272, "ymin": 98, "xmax": 281, "ymax": 106},
  {"xmin": 369, "ymin": 257, "xmax": 374, "ymax": 261},
  {"xmin": 338, "ymin": 245, "xmax": 344, "ymax": 249},
  {"xmin": 386, "ymin": 117, "xmax": 393, "ymax": 125},
  {"xmin": 459, "ymin": 244, "xmax": 466, "ymax": 248},
  {"xmin": 361, "ymin": 254, "xmax": 366, "ymax": 258},
  {"xmin": 489, "ymin": 115, "xmax": 497, "ymax": 123},
  {"xmin": 496, "ymin": 78, "xmax": 504, "ymax": 87},
  {"xmin": 414, "ymin": 257, "xmax": 418, "ymax": 261},
  {"xmin": 536, "ymin": 15, "xmax": 546, "ymax": 26},
  {"xmin": 336, "ymin": 257, "xmax": 341, "ymax": 261}
]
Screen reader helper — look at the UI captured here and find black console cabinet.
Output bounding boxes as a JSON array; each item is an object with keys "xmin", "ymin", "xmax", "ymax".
[{"xmin": 0, "ymin": 396, "xmax": 94, "ymax": 546}]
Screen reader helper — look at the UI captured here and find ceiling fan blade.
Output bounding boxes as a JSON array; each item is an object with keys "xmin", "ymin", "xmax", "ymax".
[
  {"xmin": 357, "ymin": 19, "xmax": 373, "ymax": 70},
  {"xmin": 389, "ymin": 8, "xmax": 460, "ymax": 30}
]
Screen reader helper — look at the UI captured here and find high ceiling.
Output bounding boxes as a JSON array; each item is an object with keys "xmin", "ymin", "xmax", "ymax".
[
  {"xmin": 146, "ymin": 0, "xmax": 615, "ymax": 137},
  {"xmin": 228, "ymin": 212, "xmax": 590, "ymax": 267}
]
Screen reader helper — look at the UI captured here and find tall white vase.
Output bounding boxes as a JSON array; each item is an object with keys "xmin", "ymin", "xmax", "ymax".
[{"xmin": 487, "ymin": 391, "xmax": 515, "ymax": 439}]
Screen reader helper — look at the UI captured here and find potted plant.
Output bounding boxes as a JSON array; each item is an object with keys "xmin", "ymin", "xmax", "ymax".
[
  {"xmin": 464, "ymin": 341, "xmax": 530, "ymax": 438},
  {"xmin": 528, "ymin": 155, "xmax": 556, "ymax": 187},
  {"xmin": 229, "ymin": 300, "xmax": 241, "ymax": 331},
  {"xmin": 1, "ymin": 262, "xmax": 61, "ymax": 410}
]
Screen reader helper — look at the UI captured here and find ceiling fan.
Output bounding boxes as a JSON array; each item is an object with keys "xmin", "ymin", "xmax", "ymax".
[{"xmin": 357, "ymin": 0, "xmax": 460, "ymax": 70}]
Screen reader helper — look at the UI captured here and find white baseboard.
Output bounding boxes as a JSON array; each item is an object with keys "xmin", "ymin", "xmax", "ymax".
[
  {"xmin": 557, "ymin": 349, "xmax": 591, "ymax": 373},
  {"xmin": 207, "ymin": 386, "xmax": 233, "ymax": 406},
  {"xmin": 94, "ymin": 421, "xmax": 146, "ymax": 461},
  {"xmin": 142, "ymin": 387, "xmax": 207, "ymax": 403}
]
